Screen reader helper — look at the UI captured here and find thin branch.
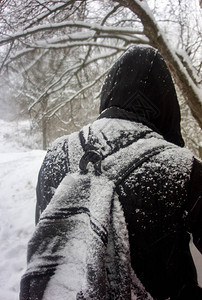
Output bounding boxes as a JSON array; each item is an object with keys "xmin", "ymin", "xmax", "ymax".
[
  {"xmin": 0, "ymin": 40, "xmax": 13, "ymax": 72},
  {"xmin": 29, "ymin": 49, "xmax": 120, "ymax": 111},
  {"xmin": 24, "ymin": 0, "xmax": 78, "ymax": 30},
  {"xmin": 4, "ymin": 48, "xmax": 37, "ymax": 66},
  {"xmin": 74, "ymin": 4, "xmax": 122, "ymax": 77},
  {"xmin": 35, "ymin": 31, "xmax": 146, "ymax": 46},
  {"xmin": 5, "ymin": 33, "xmax": 147, "ymax": 68},
  {"xmin": 21, "ymin": 49, "xmax": 49, "ymax": 74},
  {"xmin": 47, "ymin": 68, "xmax": 110, "ymax": 118},
  {"xmin": 25, "ymin": 41, "xmax": 127, "ymax": 50},
  {"xmin": 54, "ymin": 113, "xmax": 72, "ymax": 126},
  {"xmin": 0, "ymin": 20, "xmax": 144, "ymax": 46},
  {"xmin": 46, "ymin": 49, "xmax": 121, "ymax": 96},
  {"xmin": 100, "ymin": 4, "xmax": 121, "ymax": 25}
]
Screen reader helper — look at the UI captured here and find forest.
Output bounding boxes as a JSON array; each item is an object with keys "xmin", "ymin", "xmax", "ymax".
[{"xmin": 0, "ymin": 0, "xmax": 201, "ymax": 156}]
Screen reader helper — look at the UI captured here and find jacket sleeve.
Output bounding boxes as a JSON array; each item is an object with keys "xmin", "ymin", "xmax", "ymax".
[
  {"xmin": 35, "ymin": 137, "xmax": 70, "ymax": 224},
  {"xmin": 187, "ymin": 158, "xmax": 202, "ymax": 253}
]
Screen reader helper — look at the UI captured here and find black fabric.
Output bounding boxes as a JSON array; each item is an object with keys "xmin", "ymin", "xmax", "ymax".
[
  {"xmin": 100, "ymin": 46, "xmax": 184, "ymax": 147},
  {"xmin": 115, "ymin": 156, "xmax": 201, "ymax": 299}
]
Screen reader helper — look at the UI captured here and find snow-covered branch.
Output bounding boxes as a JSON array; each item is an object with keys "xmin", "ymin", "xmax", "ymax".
[
  {"xmin": 0, "ymin": 20, "xmax": 144, "ymax": 46},
  {"xmin": 25, "ymin": 31, "xmax": 147, "ymax": 46},
  {"xmin": 176, "ymin": 50, "xmax": 201, "ymax": 86},
  {"xmin": 28, "ymin": 49, "xmax": 119, "ymax": 111},
  {"xmin": 25, "ymin": 41, "xmax": 126, "ymax": 50}
]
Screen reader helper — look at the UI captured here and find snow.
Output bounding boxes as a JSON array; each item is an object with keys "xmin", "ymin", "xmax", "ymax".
[
  {"xmin": 0, "ymin": 119, "xmax": 45, "ymax": 300},
  {"xmin": 0, "ymin": 118, "xmax": 201, "ymax": 300}
]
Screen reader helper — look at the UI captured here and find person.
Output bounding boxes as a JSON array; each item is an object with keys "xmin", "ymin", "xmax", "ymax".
[{"xmin": 20, "ymin": 46, "xmax": 202, "ymax": 300}]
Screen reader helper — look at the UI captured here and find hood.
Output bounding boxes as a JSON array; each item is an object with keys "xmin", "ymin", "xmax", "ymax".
[{"xmin": 100, "ymin": 45, "xmax": 184, "ymax": 147}]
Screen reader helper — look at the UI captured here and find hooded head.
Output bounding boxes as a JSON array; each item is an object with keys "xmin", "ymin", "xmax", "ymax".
[{"xmin": 100, "ymin": 46, "xmax": 184, "ymax": 147}]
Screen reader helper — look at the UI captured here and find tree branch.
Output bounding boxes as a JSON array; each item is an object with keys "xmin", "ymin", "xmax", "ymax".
[
  {"xmin": 0, "ymin": 20, "xmax": 144, "ymax": 46},
  {"xmin": 0, "ymin": 40, "xmax": 14, "ymax": 72},
  {"xmin": 47, "ymin": 68, "xmax": 109, "ymax": 118},
  {"xmin": 176, "ymin": 50, "xmax": 201, "ymax": 86},
  {"xmin": 25, "ymin": 41, "xmax": 127, "ymax": 50},
  {"xmin": 100, "ymin": 4, "xmax": 121, "ymax": 25},
  {"xmin": 29, "ymin": 49, "xmax": 119, "ymax": 111},
  {"xmin": 24, "ymin": 0, "xmax": 79, "ymax": 30}
]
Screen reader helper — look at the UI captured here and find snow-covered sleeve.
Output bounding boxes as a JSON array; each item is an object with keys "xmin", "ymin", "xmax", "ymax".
[
  {"xmin": 186, "ymin": 158, "xmax": 202, "ymax": 253},
  {"xmin": 35, "ymin": 136, "xmax": 70, "ymax": 224}
]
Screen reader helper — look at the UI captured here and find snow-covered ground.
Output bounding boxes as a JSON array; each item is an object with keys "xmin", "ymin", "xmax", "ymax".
[
  {"xmin": 0, "ymin": 119, "xmax": 45, "ymax": 300},
  {"xmin": 0, "ymin": 119, "xmax": 201, "ymax": 300}
]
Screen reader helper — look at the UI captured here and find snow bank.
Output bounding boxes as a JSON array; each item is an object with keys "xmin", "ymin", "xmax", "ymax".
[{"xmin": 0, "ymin": 119, "xmax": 45, "ymax": 300}]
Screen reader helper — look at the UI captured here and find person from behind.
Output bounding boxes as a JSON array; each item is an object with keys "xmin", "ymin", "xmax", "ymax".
[{"xmin": 20, "ymin": 45, "xmax": 202, "ymax": 300}]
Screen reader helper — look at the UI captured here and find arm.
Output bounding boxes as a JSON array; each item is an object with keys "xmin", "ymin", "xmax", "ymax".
[
  {"xmin": 35, "ymin": 136, "xmax": 70, "ymax": 224},
  {"xmin": 20, "ymin": 137, "xmax": 70, "ymax": 300}
]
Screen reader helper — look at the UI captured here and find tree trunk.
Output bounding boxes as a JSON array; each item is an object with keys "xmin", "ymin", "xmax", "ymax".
[{"xmin": 114, "ymin": 0, "xmax": 202, "ymax": 129}]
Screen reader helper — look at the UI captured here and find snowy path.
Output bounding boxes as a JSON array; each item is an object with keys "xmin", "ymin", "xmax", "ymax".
[
  {"xmin": 0, "ymin": 150, "xmax": 45, "ymax": 300},
  {"xmin": 0, "ymin": 120, "xmax": 201, "ymax": 299},
  {"xmin": 0, "ymin": 120, "xmax": 45, "ymax": 300}
]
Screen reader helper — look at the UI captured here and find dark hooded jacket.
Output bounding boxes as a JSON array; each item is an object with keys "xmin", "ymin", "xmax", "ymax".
[
  {"xmin": 22, "ymin": 46, "xmax": 202, "ymax": 300},
  {"xmin": 98, "ymin": 46, "xmax": 202, "ymax": 299}
]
